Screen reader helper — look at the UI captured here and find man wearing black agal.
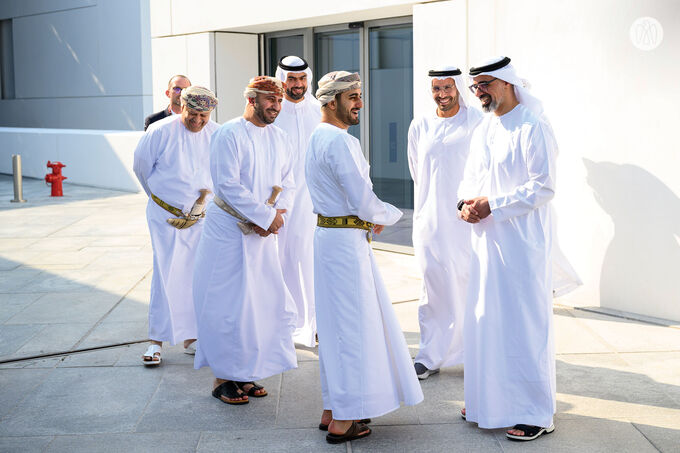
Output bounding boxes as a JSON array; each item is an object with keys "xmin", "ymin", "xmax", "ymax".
[{"xmin": 144, "ymin": 75, "xmax": 191, "ymax": 131}]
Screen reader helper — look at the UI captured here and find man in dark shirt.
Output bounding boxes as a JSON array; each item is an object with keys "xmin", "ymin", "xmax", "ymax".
[{"xmin": 144, "ymin": 75, "xmax": 192, "ymax": 130}]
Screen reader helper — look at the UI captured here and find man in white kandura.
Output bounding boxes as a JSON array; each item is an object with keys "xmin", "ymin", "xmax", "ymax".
[
  {"xmin": 407, "ymin": 66, "xmax": 483, "ymax": 380},
  {"xmin": 306, "ymin": 71, "xmax": 424, "ymax": 444},
  {"xmin": 133, "ymin": 86, "xmax": 219, "ymax": 366},
  {"xmin": 458, "ymin": 56, "xmax": 564, "ymax": 441},
  {"xmin": 274, "ymin": 55, "xmax": 322, "ymax": 347},
  {"xmin": 193, "ymin": 76, "xmax": 297, "ymax": 405}
]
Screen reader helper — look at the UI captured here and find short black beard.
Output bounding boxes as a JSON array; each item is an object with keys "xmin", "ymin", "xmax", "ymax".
[
  {"xmin": 286, "ymin": 88, "xmax": 305, "ymax": 101},
  {"xmin": 254, "ymin": 102, "xmax": 275, "ymax": 124},
  {"xmin": 437, "ymin": 93, "xmax": 459, "ymax": 111},
  {"xmin": 338, "ymin": 107, "xmax": 359, "ymax": 126}
]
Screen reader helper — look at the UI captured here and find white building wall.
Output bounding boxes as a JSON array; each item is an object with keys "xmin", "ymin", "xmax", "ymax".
[
  {"xmin": 150, "ymin": 32, "xmax": 215, "ymax": 117},
  {"xmin": 412, "ymin": 1, "xmax": 467, "ymax": 119},
  {"xmin": 164, "ymin": 0, "xmax": 418, "ymax": 34},
  {"xmin": 0, "ymin": 127, "xmax": 143, "ymax": 192},
  {"xmin": 214, "ymin": 33, "xmax": 259, "ymax": 123},
  {"xmin": 150, "ymin": 31, "xmax": 260, "ymax": 124},
  {"xmin": 414, "ymin": 0, "xmax": 680, "ymax": 321},
  {"xmin": 0, "ymin": 0, "xmax": 152, "ymax": 131}
]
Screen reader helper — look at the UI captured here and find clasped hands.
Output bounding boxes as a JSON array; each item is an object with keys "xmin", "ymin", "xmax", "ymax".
[
  {"xmin": 459, "ymin": 197, "xmax": 491, "ymax": 223},
  {"xmin": 253, "ymin": 209, "xmax": 287, "ymax": 237}
]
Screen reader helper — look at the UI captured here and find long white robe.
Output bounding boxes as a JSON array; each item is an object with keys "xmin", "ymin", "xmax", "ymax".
[
  {"xmin": 459, "ymin": 103, "xmax": 557, "ymax": 429},
  {"xmin": 133, "ymin": 115, "xmax": 218, "ymax": 345},
  {"xmin": 306, "ymin": 122, "xmax": 424, "ymax": 420},
  {"xmin": 192, "ymin": 117, "xmax": 298, "ymax": 381},
  {"xmin": 407, "ymin": 107, "xmax": 483, "ymax": 370},
  {"xmin": 274, "ymin": 97, "xmax": 322, "ymax": 347}
]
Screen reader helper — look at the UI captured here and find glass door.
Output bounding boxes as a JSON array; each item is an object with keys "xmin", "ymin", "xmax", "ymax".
[
  {"xmin": 265, "ymin": 19, "xmax": 414, "ymax": 209},
  {"xmin": 268, "ymin": 35, "xmax": 304, "ymax": 76},
  {"xmin": 368, "ymin": 24, "xmax": 414, "ymax": 208}
]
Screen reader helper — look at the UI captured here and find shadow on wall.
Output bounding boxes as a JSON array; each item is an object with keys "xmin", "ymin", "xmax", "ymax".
[{"xmin": 584, "ymin": 159, "xmax": 680, "ymax": 321}]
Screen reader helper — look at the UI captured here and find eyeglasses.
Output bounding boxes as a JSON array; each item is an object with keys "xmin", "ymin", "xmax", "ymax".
[
  {"xmin": 431, "ymin": 84, "xmax": 456, "ymax": 94},
  {"xmin": 468, "ymin": 78, "xmax": 498, "ymax": 94},
  {"xmin": 171, "ymin": 87, "xmax": 184, "ymax": 94}
]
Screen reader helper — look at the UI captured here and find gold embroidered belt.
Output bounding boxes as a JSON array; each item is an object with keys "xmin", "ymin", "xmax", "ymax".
[
  {"xmin": 151, "ymin": 193, "xmax": 184, "ymax": 217},
  {"xmin": 317, "ymin": 214, "xmax": 374, "ymax": 242}
]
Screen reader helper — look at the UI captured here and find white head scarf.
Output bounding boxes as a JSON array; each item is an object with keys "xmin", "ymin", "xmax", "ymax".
[
  {"xmin": 275, "ymin": 56, "xmax": 315, "ymax": 101},
  {"xmin": 468, "ymin": 56, "xmax": 544, "ymax": 118},
  {"xmin": 470, "ymin": 56, "xmax": 558, "ymax": 153},
  {"xmin": 428, "ymin": 66, "xmax": 481, "ymax": 130},
  {"xmin": 428, "ymin": 65, "xmax": 473, "ymax": 109},
  {"xmin": 315, "ymin": 71, "xmax": 362, "ymax": 106}
]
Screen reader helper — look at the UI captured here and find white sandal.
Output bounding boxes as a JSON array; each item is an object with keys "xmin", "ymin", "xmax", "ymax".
[
  {"xmin": 184, "ymin": 341, "xmax": 197, "ymax": 355},
  {"xmin": 142, "ymin": 344, "xmax": 161, "ymax": 366}
]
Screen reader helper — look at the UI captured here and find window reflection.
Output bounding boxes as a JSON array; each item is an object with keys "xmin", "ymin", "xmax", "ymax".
[{"xmin": 369, "ymin": 25, "xmax": 414, "ymax": 209}]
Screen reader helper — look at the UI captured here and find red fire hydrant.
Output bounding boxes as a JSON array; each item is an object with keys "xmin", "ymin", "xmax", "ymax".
[{"xmin": 45, "ymin": 161, "xmax": 67, "ymax": 196}]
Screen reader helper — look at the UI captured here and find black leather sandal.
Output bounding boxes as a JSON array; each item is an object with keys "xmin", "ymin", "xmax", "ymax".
[
  {"xmin": 326, "ymin": 421, "xmax": 371, "ymax": 444},
  {"xmin": 319, "ymin": 418, "xmax": 371, "ymax": 431},
  {"xmin": 212, "ymin": 381, "xmax": 249, "ymax": 405},
  {"xmin": 506, "ymin": 424, "xmax": 555, "ymax": 441}
]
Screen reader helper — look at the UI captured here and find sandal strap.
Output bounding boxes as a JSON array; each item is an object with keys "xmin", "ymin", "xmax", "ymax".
[
  {"xmin": 213, "ymin": 381, "xmax": 245, "ymax": 399},
  {"xmin": 236, "ymin": 381, "xmax": 263, "ymax": 390},
  {"xmin": 511, "ymin": 424, "xmax": 542, "ymax": 436},
  {"xmin": 143, "ymin": 344, "xmax": 161, "ymax": 357},
  {"xmin": 328, "ymin": 421, "xmax": 369, "ymax": 438}
]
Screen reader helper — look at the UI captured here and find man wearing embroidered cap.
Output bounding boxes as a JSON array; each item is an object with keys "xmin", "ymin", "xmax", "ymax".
[
  {"xmin": 306, "ymin": 71, "xmax": 423, "ymax": 444},
  {"xmin": 407, "ymin": 66, "xmax": 483, "ymax": 380},
  {"xmin": 133, "ymin": 86, "xmax": 219, "ymax": 366},
  {"xmin": 192, "ymin": 76, "xmax": 298, "ymax": 405},
  {"xmin": 274, "ymin": 56, "xmax": 322, "ymax": 347},
  {"xmin": 457, "ymin": 56, "xmax": 579, "ymax": 441}
]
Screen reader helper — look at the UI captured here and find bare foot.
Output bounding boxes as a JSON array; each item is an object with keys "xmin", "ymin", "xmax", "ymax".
[
  {"xmin": 239, "ymin": 382, "xmax": 267, "ymax": 397},
  {"xmin": 183, "ymin": 339, "xmax": 196, "ymax": 348},
  {"xmin": 320, "ymin": 409, "xmax": 333, "ymax": 427}
]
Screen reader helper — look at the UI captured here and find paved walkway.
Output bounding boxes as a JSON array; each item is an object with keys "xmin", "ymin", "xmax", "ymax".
[{"xmin": 0, "ymin": 176, "xmax": 679, "ymax": 452}]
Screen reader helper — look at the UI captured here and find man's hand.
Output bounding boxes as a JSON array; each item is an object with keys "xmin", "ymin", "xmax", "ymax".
[
  {"xmin": 459, "ymin": 196, "xmax": 491, "ymax": 223},
  {"xmin": 373, "ymin": 224, "xmax": 385, "ymax": 235},
  {"xmin": 253, "ymin": 225, "xmax": 271, "ymax": 237},
  {"xmin": 460, "ymin": 200, "xmax": 480, "ymax": 223},
  {"xmin": 470, "ymin": 197, "xmax": 491, "ymax": 219},
  {"xmin": 268, "ymin": 209, "xmax": 287, "ymax": 234}
]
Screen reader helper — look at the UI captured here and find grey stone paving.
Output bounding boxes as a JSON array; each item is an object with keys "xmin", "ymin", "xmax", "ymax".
[{"xmin": 0, "ymin": 176, "xmax": 679, "ymax": 452}]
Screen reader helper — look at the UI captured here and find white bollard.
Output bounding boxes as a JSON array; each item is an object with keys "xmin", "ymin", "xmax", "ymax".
[{"xmin": 11, "ymin": 154, "xmax": 27, "ymax": 203}]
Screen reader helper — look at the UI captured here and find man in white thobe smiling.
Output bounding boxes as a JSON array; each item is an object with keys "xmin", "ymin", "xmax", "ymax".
[
  {"xmin": 133, "ymin": 86, "xmax": 219, "ymax": 366},
  {"xmin": 408, "ymin": 66, "xmax": 482, "ymax": 379},
  {"xmin": 193, "ymin": 76, "xmax": 297, "ymax": 405},
  {"xmin": 274, "ymin": 56, "xmax": 322, "ymax": 347},
  {"xmin": 306, "ymin": 71, "xmax": 423, "ymax": 444},
  {"xmin": 458, "ymin": 56, "xmax": 559, "ymax": 442}
]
